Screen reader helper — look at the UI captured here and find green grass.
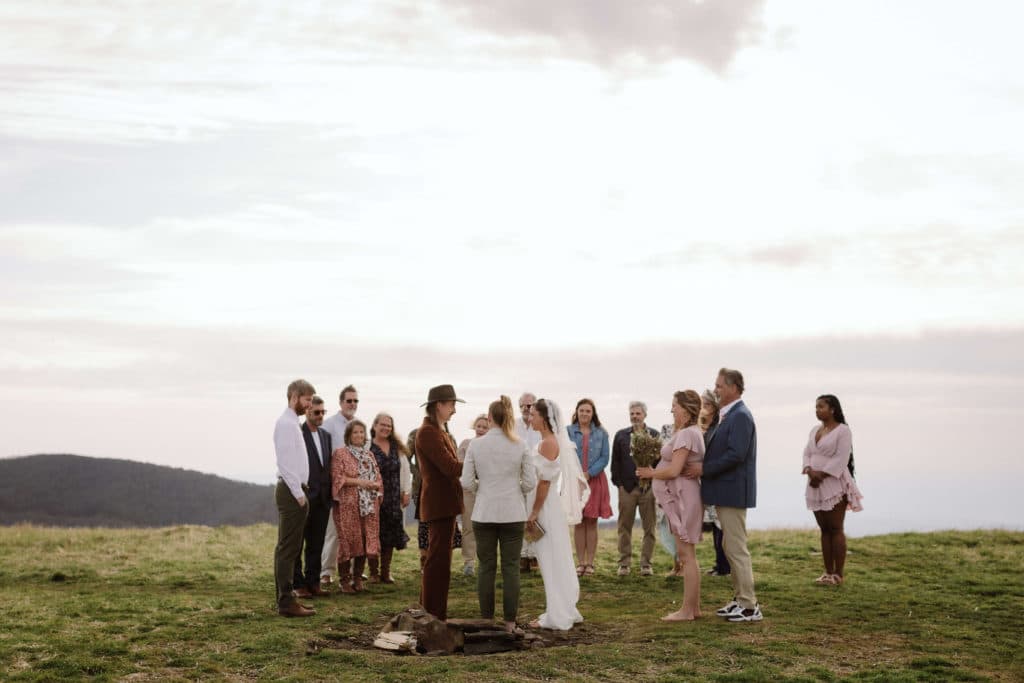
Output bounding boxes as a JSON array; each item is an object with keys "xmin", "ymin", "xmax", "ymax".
[{"xmin": 0, "ymin": 525, "xmax": 1021, "ymax": 681}]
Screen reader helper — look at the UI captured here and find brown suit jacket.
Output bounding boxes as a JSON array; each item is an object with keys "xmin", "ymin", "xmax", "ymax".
[{"xmin": 415, "ymin": 418, "xmax": 463, "ymax": 522}]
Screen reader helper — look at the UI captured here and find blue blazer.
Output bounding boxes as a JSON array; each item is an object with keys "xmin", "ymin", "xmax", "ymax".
[
  {"xmin": 701, "ymin": 400, "xmax": 756, "ymax": 509},
  {"xmin": 566, "ymin": 424, "xmax": 609, "ymax": 479}
]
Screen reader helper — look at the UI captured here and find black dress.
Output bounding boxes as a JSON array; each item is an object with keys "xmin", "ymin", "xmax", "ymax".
[{"xmin": 371, "ymin": 442, "xmax": 410, "ymax": 551}]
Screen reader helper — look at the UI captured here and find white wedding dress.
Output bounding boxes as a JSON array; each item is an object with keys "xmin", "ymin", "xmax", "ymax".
[{"xmin": 532, "ymin": 447, "xmax": 584, "ymax": 630}]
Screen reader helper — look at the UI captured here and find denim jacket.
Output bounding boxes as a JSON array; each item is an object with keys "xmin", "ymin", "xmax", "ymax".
[{"xmin": 566, "ymin": 423, "xmax": 610, "ymax": 479}]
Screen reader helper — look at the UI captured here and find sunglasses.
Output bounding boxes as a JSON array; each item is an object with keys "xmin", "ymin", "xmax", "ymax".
[
  {"xmin": 345, "ymin": 399, "xmax": 359, "ymax": 404},
  {"xmin": 311, "ymin": 409, "xmax": 325, "ymax": 416},
  {"xmin": 520, "ymin": 404, "xmax": 533, "ymax": 409}
]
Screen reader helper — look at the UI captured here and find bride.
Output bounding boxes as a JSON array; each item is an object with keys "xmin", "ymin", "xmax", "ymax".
[{"xmin": 526, "ymin": 398, "xmax": 590, "ymax": 630}]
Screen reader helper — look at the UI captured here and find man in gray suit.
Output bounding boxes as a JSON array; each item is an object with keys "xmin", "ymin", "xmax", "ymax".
[{"xmin": 684, "ymin": 368, "xmax": 761, "ymax": 622}]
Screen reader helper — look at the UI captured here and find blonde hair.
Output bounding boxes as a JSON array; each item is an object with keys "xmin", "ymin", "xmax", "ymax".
[
  {"xmin": 489, "ymin": 395, "xmax": 519, "ymax": 442},
  {"xmin": 673, "ymin": 390, "xmax": 702, "ymax": 427}
]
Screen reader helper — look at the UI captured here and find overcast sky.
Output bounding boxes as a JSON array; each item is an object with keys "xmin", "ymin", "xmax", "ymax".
[{"xmin": 2, "ymin": 1, "xmax": 1022, "ymax": 534}]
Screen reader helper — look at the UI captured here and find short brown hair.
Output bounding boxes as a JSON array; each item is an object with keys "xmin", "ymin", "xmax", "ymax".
[
  {"xmin": 310, "ymin": 395, "xmax": 324, "ymax": 406},
  {"xmin": 287, "ymin": 379, "xmax": 315, "ymax": 401},
  {"xmin": 338, "ymin": 385, "xmax": 357, "ymax": 403},
  {"xmin": 344, "ymin": 419, "xmax": 368, "ymax": 446},
  {"xmin": 718, "ymin": 368, "xmax": 745, "ymax": 394}
]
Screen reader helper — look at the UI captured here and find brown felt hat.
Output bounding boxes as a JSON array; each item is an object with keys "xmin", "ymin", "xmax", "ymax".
[{"xmin": 420, "ymin": 384, "xmax": 466, "ymax": 407}]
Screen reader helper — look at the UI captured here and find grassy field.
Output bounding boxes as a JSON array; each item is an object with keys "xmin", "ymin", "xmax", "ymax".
[{"xmin": 0, "ymin": 525, "xmax": 1021, "ymax": 682}]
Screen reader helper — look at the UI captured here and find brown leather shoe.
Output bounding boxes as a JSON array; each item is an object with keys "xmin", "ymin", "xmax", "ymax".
[
  {"xmin": 278, "ymin": 602, "xmax": 315, "ymax": 618},
  {"xmin": 294, "ymin": 587, "xmax": 313, "ymax": 599},
  {"xmin": 308, "ymin": 586, "xmax": 329, "ymax": 597}
]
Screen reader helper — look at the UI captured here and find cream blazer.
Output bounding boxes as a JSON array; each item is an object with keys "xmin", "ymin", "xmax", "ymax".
[{"xmin": 460, "ymin": 428, "xmax": 537, "ymax": 523}]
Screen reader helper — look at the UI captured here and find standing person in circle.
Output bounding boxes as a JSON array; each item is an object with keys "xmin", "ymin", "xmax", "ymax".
[
  {"xmin": 699, "ymin": 389, "xmax": 730, "ymax": 578},
  {"xmin": 456, "ymin": 415, "xmax": 490, "ymax": 577},
  {"xmin": 330, "ymin": 420, "xmax": 382, "ymax": 593},
  {"xmin": 368, "ymin": 412, "xmax": 411, "ymax": 584},
  {"xmin": 610, "ymin": 401, "xmax": 660, "ymax": 577},
  {"xmin": 637, "ymin": 390, "xmax": 705, "ymax": 621},
  {"xmin": 415, "ymin": 384, "xmax": 465, "ymax": 621},
  {"xmin": 803, "ymin": 394, "xmax": 863, "ymax": 586},
  {"xmin": 527, "ymin": 398, "xmax": 587, "ymax": 630},
  {"xmin": 566, "ymin": 398, "xmax": 612, "ymax": 576},
  {"xmin": 460, "ymin": 396, "xmax": 536, "ymax": 633},
  {"xmin": 319, "ymin": 385, "xmax": 359, "ymax": 589}
]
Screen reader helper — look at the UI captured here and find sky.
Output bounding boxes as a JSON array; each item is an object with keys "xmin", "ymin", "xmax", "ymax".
[{"xmin": 2, "ymin": 1, "xmax": 1022, "ymax": 535}]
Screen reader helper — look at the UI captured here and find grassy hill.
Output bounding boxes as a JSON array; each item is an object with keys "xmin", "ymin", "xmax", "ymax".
[
  {"xmin": 0, "ymin": 454, "xmax": 276, "ymax": 527},
  {"xmin": 1, "ymin": 525, "xmax": 1021, "ymax": 682}
]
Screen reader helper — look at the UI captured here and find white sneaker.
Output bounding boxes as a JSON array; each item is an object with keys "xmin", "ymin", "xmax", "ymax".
[
  {"xmin": 715, "ymin": 599, "xmax": 741, "ymax": 617},
  {"xmin": 640, "ymin": 566, "xmax": 653, "ymax": 576},
  {"xmin": 726, "ymin": 604, "xmax": 763, "ymax": 622},
  {"xmin": 617, "ymin": 566, "xmax": 630, "ymax": 576},
  {"xmin": 463, "ymin": 563, "xmax": 475, "ymax": 576}
]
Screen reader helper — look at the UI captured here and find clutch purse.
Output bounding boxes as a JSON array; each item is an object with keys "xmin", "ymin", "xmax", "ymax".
[{"xmin": 524, "ymin": 520, "xmax": 546, "ymax": 543}]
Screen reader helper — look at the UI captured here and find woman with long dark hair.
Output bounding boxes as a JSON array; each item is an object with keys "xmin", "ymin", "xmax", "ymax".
[
  {"xmin": 566, "ymin": 398, "xmax": 612, "ymax": 576},
  {"xmin": 802, "ymin": 394, "xmax": 864, "ymax": 585}
]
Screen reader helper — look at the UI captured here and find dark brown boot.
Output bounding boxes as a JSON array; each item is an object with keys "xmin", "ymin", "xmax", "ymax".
[
  {"xmin": 337, "ymin": 559, "xmax": 355, "ymax": 594},
  {"xmin": 520, "ymin": 558, "xmax": 531, "ymax": 573},
  {"xmin": 352, "ymin": 556, "xmax": 366, "ymax": 592},
  {"xmin": 380, "ymin": 547, "xmax": 395, "ymax": 584},
  {"xmin": 278, "ymin": 601, "xmax": 315, "ymax": 617},
  {"xmin": 368, "ymin": 556, "xmax": 380, "ymax": 582}
]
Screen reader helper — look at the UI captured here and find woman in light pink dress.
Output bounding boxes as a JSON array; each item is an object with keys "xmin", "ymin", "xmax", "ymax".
[
  {"xmin": 803, "ymin": 394, "xmax": 863, "ymax": 586},
  {"xmin": 637, "ymin": 390, "xmax": 705, "ymax": 621}
]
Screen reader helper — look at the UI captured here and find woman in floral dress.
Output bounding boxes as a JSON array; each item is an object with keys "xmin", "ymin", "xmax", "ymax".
[{"xmin": 331, "ymin": 420, "xmax": 382, "ymax": 593}]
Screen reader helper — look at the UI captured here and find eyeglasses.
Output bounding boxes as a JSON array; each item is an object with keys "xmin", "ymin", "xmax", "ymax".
[
  {"xmin": 345, "ymin": 399, "xmax": 359, "ymax": 404},
  {"xmin": 520, "ymin": 404, "xmax": 533, "ymax": 410},
  {"xmin": 311, "ymin": 410, "xmax": 325, "ymax": 416}
]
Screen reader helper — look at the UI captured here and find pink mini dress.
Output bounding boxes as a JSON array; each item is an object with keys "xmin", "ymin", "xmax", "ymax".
[
  {"xmin": 802, "ymin": 424, "xmax": 864, "ymax": 512},
  {"xmin": 652, "ymin": 425, "xmax": 704, "ymax": 544}
]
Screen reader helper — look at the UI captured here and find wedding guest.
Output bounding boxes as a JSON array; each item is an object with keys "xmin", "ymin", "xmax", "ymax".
[
  {"xmin": 516, "ymin": 392, "xmax": 541, "ymax": 572},
  {"xmin": 567, "ymin": 398, "xmax": 612, "ymax": 576},
  {"xmin": 460, "ymin": 396, "xmax": 537, "ymax": 633},
  {"xmin": 415, "ymin": 384, "xmax": 465, "ymax": 621},
  {"xmin": 331, "ymin": 420, "xmax": 382, "ymax": 594},
  {"xmin": 293, "ymin": 396, "xmax": 333, "ymax": 598},
  {"xmin": 319, "ymin": 384, "xmax": 359, "ymax": 590},
  {"xmin": 637, "ymin": 390, "xmax": 705, "ymax": 621},
  {"xmin": 699, "ymin": 389, "xmax": 729, "ymax": 578},
  {"xmin": 456, "ymin": 415, "xmax": 490, "ymax": 577},
  {"xmin": 610, "ymin": 401, "xmax": 659, "ymax": 577},
  {"xmin": 273, "ymin": 379, "xmax": 315, "ymax": 617},
  {"xmin": 368, "ymin": 413, "xmax": 411, "ymax": 584},
  {"xmin": 685, "ymin": 368, "xmax": 762, "ymax": 622},
  {"xmin": 803, "ymin": 394, "xmax": 864, "ymax": 585}
]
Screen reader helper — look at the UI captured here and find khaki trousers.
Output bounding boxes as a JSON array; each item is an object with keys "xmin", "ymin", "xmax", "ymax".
[
  {"xmin": 617, "ymin": 485, "xmax": 656, "ymax": 568},
  {"xmin": 716, "ymin": 506, "xmax": 757, "ymax": 609}
]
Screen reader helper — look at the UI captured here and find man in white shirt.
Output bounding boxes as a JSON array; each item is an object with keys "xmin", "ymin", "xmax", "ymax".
[
  {"xmin": 515, "ymin": 392, "xmax": 541, "ymax": 571},
  {"xmin": 274, "ymin": 379, "xmax": 316, "ymax": 617},
  {"xmin": 319, "ymin": 384, "xmax": 359, "ymax": 588}
]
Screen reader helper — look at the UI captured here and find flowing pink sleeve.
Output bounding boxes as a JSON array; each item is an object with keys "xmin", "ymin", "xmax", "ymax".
[{"xmin": 820, "ymin": 425, "xmax": 853, "ymax": 478}]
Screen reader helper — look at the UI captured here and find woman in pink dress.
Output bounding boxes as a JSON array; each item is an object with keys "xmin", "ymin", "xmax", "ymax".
[
  {"xmin": 803, "ymin": 394, "xmax": 863, "ymax": 586},
  {"xmin": 331, "ymin": 420, "xmax": 383, "ymax": 593},
  {"xmin": 637, "ymin": 390, "xmax": 705, "ymax": 621}
]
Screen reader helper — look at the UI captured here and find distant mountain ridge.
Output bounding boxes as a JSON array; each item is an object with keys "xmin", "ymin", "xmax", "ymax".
[{"xmin": 0, "ymin": 454, "xmax": 276, "ymax": 527}]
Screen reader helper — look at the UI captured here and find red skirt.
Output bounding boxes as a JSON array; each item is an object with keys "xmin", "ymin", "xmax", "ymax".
[{"xmin": 582, "ymin": 471, "xmax": 613, "ymax": 519}]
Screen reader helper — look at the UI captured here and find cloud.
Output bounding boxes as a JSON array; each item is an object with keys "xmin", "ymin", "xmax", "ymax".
[{"xmin": 443, "ymin": 0, "xmax": 766, "ymax": 73}]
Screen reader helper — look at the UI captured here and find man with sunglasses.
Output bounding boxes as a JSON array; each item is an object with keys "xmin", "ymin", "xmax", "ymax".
[
  {"xmin": 319, "ymin": 385, "xmax": 359, "ymax": 590},
  {"xmin": 293, "ymin": 395, "xmax": 333, "ymax": 598}
]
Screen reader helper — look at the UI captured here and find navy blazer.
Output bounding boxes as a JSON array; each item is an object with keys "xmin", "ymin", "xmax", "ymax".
[
  {"xmin": 701, "ymin": 400, "xmax": 756, "ymax": 509},
  {"xmin": 301, "ymin": 423, "xmax": 333, "ymax": 505},
  {"xmin": 611, "ymin": 425, "xmax": 659, "ymax": 493}
]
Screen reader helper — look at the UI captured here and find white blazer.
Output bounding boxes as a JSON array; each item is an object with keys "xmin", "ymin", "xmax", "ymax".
[{"xmin": 460, "ymin": 428, "xmax": 537, "ymax": 523}]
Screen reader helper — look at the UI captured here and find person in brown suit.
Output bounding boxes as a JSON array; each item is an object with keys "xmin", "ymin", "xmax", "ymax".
[{"xmin": 415, "ymin": 384, "xmax": 465, "ymax": 621}]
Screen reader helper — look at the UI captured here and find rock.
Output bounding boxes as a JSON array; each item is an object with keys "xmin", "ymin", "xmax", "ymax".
[{"xmin": 444, "ymin": 618, "xmax": 502, "ymax": 633}]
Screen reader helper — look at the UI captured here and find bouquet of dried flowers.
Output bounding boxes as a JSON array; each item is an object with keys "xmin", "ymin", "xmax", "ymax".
[{"xmin": 630, "ymin": 429, "xmax": 662, "ymax": 492}]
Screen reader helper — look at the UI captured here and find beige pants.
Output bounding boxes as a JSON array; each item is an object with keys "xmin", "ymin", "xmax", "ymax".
[
  {"xmin": 617, "ymin": 485, "xmax": 656, "ymax": 568},
  {"xmin": 716, "ymin": 506, "xmax": 757, "ymax": 609},
  {"xmin": 460, "ymin": 489, "xmax": 476, "ymax": 564}
]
